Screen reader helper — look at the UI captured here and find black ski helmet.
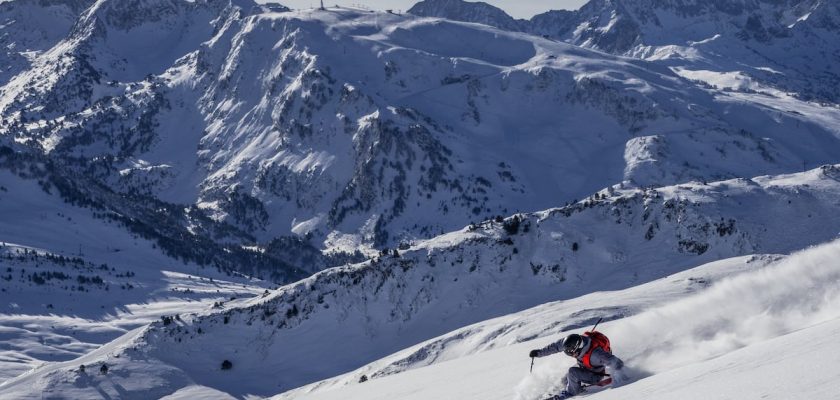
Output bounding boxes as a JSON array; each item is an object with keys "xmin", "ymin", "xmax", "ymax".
[{"xmin": 563, "ymin": 334, "xmax": 585, "ymax": 356}]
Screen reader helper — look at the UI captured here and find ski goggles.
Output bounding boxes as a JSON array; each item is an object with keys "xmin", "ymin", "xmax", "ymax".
[{"xmin": 564, "ymin": 341, "xmax": 584, "ymax": 356}]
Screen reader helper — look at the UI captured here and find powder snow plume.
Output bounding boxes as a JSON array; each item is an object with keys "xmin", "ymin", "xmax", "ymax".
[
  {"xmin": 614, "ymin": 239, "xmax": 840, "ymax": 375},
  {"xmin": 513, "ymin": 356, "xmax": 569, "ymax": 400},
  {"xmin": 515, "ymin": 239, "xmax": 840, "ymax": 399}
]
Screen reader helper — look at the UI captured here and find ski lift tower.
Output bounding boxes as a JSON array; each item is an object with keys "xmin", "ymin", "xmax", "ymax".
[{"xmin": 319, "ymin": 0, "xmax": 325, "ymax": 10}]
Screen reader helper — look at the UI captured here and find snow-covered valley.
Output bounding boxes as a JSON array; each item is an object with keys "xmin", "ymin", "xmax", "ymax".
[
  {"xmin": 0, "ymin": 0, "xmax": 839, "ymax": 399},
  {"xmin": 0, "ymin": 167, "xmax": 273, "ymax": 381}
]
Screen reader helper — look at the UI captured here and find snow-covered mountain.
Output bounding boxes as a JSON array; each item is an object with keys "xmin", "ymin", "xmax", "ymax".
[
  {"xmin": 3, "ymin": 166, "xmax": 839, "ymax": 398},
  {"xmin": 1, "ymin": 1, "xmax": 839, "ymax": 398},
  {"xmin": 556, "ymin": 0, "xmax": 840, "ymax": 102},
  {"xmin": 406, "ymin": 0, "xmax": 526, "ymax": 31},
  {"xmin": 2, "ymin": 0, "xmax": 839, "ymax": 258},
  {"xmin": 411, "ymin": 0, "xmax": 840, "ymax": 102}
]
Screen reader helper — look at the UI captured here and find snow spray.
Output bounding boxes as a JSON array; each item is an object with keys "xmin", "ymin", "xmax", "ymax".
[{"xmin": 613, "ymin": 239, "xmax": 840, "ymax": 375}]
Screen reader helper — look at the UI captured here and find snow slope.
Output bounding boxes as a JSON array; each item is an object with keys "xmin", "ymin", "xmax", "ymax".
[
  {"xmin": 2, "ymin": 166, "xmax": 839, "ymax": 398},
  {"xmin": 279, "ymin": 238, "xmax": 840, "ymax": 400},
  {"xmin": 277, "ymin": 253, "xmax": 777, "ymax": 398}
]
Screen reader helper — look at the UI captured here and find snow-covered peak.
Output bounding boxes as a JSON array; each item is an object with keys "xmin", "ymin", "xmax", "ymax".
[
  {"xmin": 528, "ymin": 0, "xmax": 836, "ymax": 51},
  {"xmin": 407, "ymin": 0, "xmax": 525, "ymax": 31},
  {"xmin": 2, "ymin": 3, "xmax": 839, "ymax": 253},
  {"xmin": 78, "ymin": 0, "xmax": 260, "ymax": 26},
  {"xmin": 79, "ymin": 0, "xmax": 192, "ymax": 31},
  {"xmin": 66, "ymin": 0, "xmax": 257, "ymax": 81},
  {"xmin": 408, "ymin": 0, "xmax": 840, "ymax": 102},
  {"xmin": 562, "ymin": 0, "xmax": 825, "ymax": 47}
]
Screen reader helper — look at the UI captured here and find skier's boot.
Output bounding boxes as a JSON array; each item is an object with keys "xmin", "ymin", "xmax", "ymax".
[{"xmin": 545, "ymin": 390, "xmax": 572, "ymax": 400}]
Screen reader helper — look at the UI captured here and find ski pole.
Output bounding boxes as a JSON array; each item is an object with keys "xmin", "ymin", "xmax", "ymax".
[
  {"xmin": 530, "ymin": 357, "xmax": 535, "ymax": 373},
  {"xmin": 590, "ymin": 317, "xmax": 603, "ymax": 332}
]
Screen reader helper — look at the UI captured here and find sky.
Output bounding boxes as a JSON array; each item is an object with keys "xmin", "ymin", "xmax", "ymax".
[{"xmin": 259, "ymin": 0, "xmax": 589, "ymax": 19}]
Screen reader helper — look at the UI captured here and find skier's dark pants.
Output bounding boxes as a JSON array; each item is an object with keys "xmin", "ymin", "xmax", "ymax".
[{"xmin": 566, "ymin": 367, "xmax": 604, "ymax": 395}]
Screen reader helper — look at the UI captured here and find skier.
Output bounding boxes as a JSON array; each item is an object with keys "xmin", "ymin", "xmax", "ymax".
[{"xmin": 528, "ymin": 330, "xmax": 626, "ymax": 400}]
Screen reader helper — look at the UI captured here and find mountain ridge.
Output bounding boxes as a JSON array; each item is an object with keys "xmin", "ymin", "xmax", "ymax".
[
  {"xmin": 410, "ymin": 0, "xmax": 840, "ymax": 102},
  {"xmin": 4, "ymin": 165, "xmax": 839, "ymax": 397},
  {"xmin": 3, "ymin": 3, "xmax": 838, "ymax": 257}
]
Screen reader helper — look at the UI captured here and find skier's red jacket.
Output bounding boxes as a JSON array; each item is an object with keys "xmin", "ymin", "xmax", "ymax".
[
  {"xmin": 580, "ymin": 331, "xmax": 612, "ymax": 370},
  {"xmin": 533, "ymin": 330, "xmax": 623, "ymax": 373}
]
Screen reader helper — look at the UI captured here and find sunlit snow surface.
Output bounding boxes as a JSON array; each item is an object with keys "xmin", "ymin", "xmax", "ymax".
[
  {"xmin": 3, "ymin": 3, "xmax": 840, "ymax": 250},
  {"xmin": 1, "ymin": 1, "xmax": 839, "ymax": 399},
  {"xmin": 281, "ymin": 240, "xmax": 840, "ymax": 400}
]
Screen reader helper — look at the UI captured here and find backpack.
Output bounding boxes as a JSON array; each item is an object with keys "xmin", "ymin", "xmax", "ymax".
[{"xmin": 580, "ymin": 331, "xmax": 611, "ymax": 369}]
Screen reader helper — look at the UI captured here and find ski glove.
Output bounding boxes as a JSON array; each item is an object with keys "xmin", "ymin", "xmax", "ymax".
[{"xmin": 529, "ymin": 349, "xmax": 540, "ymax": 358}]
